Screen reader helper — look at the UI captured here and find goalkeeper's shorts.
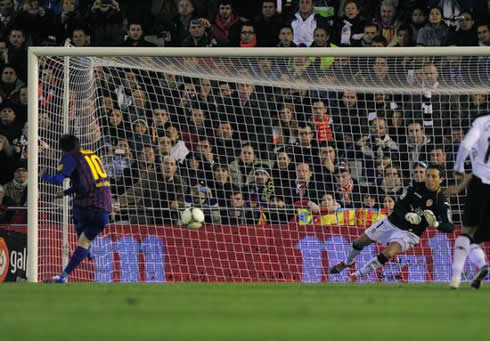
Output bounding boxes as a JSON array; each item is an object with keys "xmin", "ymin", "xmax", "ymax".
[{"xmin": 365, "ymin": 217, "xmax": 420, "ymax": 252}]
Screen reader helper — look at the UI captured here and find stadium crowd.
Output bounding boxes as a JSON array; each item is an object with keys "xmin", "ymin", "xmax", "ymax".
[{"xmin": 0, "ymin": 0, "xmax": 489, "ymax": 225}]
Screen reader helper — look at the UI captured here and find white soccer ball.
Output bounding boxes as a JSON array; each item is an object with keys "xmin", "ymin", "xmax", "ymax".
[{"xmin": 181, "ymin": 207, "xmax": 205, "ymax": 229}]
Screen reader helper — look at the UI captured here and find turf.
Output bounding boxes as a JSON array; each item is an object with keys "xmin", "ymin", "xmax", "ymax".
[{"xmin": 1, "ymin": 283, "xmax": 489, "ymax": 341}]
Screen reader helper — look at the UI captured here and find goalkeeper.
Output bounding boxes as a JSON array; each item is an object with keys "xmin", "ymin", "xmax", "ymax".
[{"xmin": 330, "ymin": 164, "xmax": 454, "ymax": 281}]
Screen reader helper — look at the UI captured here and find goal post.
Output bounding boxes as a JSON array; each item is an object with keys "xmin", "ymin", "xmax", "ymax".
[{"xmin": 27, "ymin": 46, "xmax": 490, "ymax": 283}]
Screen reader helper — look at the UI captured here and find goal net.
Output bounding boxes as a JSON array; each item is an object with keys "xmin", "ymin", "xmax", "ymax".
[{"xmin": 28, "ymin": 47, "xmax": 490, "ymax": 283}]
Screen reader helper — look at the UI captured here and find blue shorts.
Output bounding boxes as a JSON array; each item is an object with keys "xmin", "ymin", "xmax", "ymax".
[{"xmin": 72, "ymin": 206, "xmax": 110, "ymax": 241}]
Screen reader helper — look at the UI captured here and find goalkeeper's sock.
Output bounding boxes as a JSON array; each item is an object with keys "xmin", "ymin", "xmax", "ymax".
[
  {"xmin": 345, "ymin": 242, "xmax": 363, "ymax": 265},
  {"xmin": 358, "ymin": 254, "xmax": 388, "ymax": 277},
  {"xmin": 451, "ymin": 235, "xmax": 471, "ymax": 282},
  {"xmin": 468, "ymin": 243, "xmax": 487, "ymax": 269},
  {"xmin": 63, "ymin": 246, "xmax": 89, "ymax": 276}
]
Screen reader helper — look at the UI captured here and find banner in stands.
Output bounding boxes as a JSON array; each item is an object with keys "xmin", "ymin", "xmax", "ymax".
[{"xmin": 0, "ymin": 228, "xmax": 28, "ymax": 282}]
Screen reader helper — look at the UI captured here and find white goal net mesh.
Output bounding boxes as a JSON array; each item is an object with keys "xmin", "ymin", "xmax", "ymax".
[{"xmin": 35, "ymin": 51, "xmax": 490, "ymax": 283}]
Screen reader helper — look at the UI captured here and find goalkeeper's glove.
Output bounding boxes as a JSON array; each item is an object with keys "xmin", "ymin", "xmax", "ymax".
[
  {"xmin": 405, "ymin": 212, "xmax": 421, "ymax": 225},
  {"xmin": 423, "ymin": 210, "xmax": 439, "ymax": 228}
]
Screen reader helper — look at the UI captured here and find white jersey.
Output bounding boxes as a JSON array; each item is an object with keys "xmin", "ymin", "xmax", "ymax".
[{"xmin": 454, "ymin": 114, "xmax": 490, "ymax": 184}]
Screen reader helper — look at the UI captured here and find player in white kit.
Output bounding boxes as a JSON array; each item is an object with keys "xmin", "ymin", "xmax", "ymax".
[{"xmin": 451, "ymin": 114, "xmax": 490, "ymax": 289}]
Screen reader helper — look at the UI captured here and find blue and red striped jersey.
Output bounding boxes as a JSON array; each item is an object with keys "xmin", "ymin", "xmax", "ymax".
[{"xmin": 43, "ymin": 148, "xmax": 112, "ymax": 212}]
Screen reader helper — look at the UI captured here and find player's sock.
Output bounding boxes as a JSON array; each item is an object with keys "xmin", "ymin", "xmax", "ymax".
[
  {"xmin": 451, "ymin": 235, "xmax": 471, "ymax": 283},
  {"xmin": 63, "ymin": 246, "xmax": 89, "ymax": 276},
  {"xmin": 468, "ymin": 244, "xmax": 487, "ymax": 269},
  {"xmin": 358, "ymin": 253, "xmax": 388, "ymax": 276},
  {"xmin": 345, "ymin": 242, "xmax": 363, "ymax": 265}
]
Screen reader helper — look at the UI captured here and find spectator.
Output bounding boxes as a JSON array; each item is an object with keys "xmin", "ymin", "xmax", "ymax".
[
  {"xmin": 320, "ymin": 192, "xmax": 340, "ymax": 212},
  {"xmin": 447, "ymin": 11, "xmax": 478, "ymax": 46},
  {"xmin": 121, "ymin": 22, "xmax": 156, "ymax": 47},
  {"xmin": 417, "ymin": 6, "xmax": 449, "ymax": 46},
  {"xmin": 53, "ymin": 0, "xmax": 83, "ymax": 45},
  {"xmin": 334, "ymin": 163, "xmax": 362, "ymax": 208},
  {"xmin": 182, "ymin": 18, "xmax": 218, "ymax": 47},
  {"xmin": 371, "ymin": 35, "xmax": 388, "ymax": 47},
  {"xmin": 238, "ymin": 23, "xmax": 257, "ymax": 47},
  {"xmin": 104, "ymin": 138, "xmax": 134, "ymax": 193},
  {"xmin": 287, "ymin": 123, "xmax": 320, "ymax": 166},
  {"xmin": 428, "ymin": 145, "xmax": 452, "ymax": 179},
  {"xmin": 253, "ymin": 0, "xmax": 282, "ymax": 47},
  {"xmin": 16, "ymin": 0, "xmax": 54, "ymax": 46},
  {"xmin": 70, "ymin": 26, "xmax": 90, "ymax": 46},
  {"xmin": 195, "ymin": 137, "xmax": 219, "ymax": 180},
  {"xmin": 229, "ymin": 143, "xmax": 272, "ymax": 189},
  {"xmin": 0, "ymin": 105, "xmax": 22, "ymax": 143},
  {"xmin": 285, "ymin": 162, "xmax": 322, "ymax": 213},
  {"xmin": 221, "ymin": 190, "xmax": 258, "ymax": 225},
  {"xmin": 373, "ymin": 0, "xmax": 401, "ymax": 45},
  {"xmin": 382, "ymin": 195, "xmax": 395, "ymax": 215},
  {"xmin": 198, "ymin": 78, "xmax": 217, "ymax": 111},
  {"xmin": 308, "ymin": 27, "xmax": 336, "ymax": 70},
  {"xmin": 0, "ymin": 0, "xmax": 16, "ymax": 34},
  {"xmin": 0, "ymin": 65, "xmax": 24, "ymax": 102},
  {"xmin": 313, "ymin": 142, "xmax": 339, "ymax": 189},
  {"xmin": 210, "ymin": 0, "xmax": 240, "ymax": 47},
  {"xmin": 170, "ymin": 0, "xmax": 197, "ymax": 46},
  {"xmin": 0, "ymin": 38, "xmax": 8, "ymax": 69},
  {"xmin": 409, "ymin": 7, "xmax": 427, "ymax": 43},
  {"xmin": 310, "ymin": 98, "xmax": 335, "ymax": 143},
  {"xmin": 399, "ymin": 120, "xmax": 431, "ymax": 177},
  {"xmin": 182, "ymin": 151, "xmax": 206, "ymax": 186},
  {"xmin": 375, "ymin": 164, "xmax": 404, "ymax": 200},
  {"xmin": 103, "ymin": 108, "xmax": 130, "ymax": 146},
  {"xmin": 213, "ymin": 121, "xmax": 241, "ymax": 165},
  {"xmin": 411, "ymin": 161, "xmax": 427, "ymax": 184},
  {"xmin": 351, "ymin": 22, "xmax": 378, "ymax": 47},
  {"xmin": 332, "ymin": 0, "xmax": 365, "ymax": 46},
  {"xmin": 118, "ymin": 144, "xmax": 157, "ymax": 191},
  {"xmin": 273, "ymin": 103, "xmax": 298, "ymax": 150},
  {"xmin": 149, "ymin": 108, "xmax": 170, "ymax": 144},
  {"xmin": 277, "ymin": 25, "xmax": 296, "ymax": 47},
  {"xmin": 4, "ymin": 160, "xmax": 27, "ymax": 206},
  {"xmin": 389, "ymin": 24, "xmax": 414, "ymax": 47},
  {"xmin": 0, "ymin": 184, "xmax": 14, "ymax": 224},
  {"xmin": 356, "ymin": 117, "xmax": 399, "ymax": 165},
  {"xmin": 361, "ymin": 187, "xmax": 378, "ymax": 209},
  {"xmin": 271, "ymin": 150, "xmax": 294, "ymax": 198},
  {"xmin": 185, "ymin": 181, "xmax": 221, "ymax": 224},
  {"xmin": 290, "ymin": 0, "xmax": 330, "ymax": 47},
  {"xmin": 0, "ymin": 134, "xmax": 17, "ymax": 185},
  {"xmin": 131, "ymin": 118, "xmax": 151, "ymax": 151},
  {"xmin": 460, "ymin": 93, "xmax": 489, "ymax": 121},
  {"xmin": 477, "ymin": 22, "xmax": 490, "ymax": 46},
  {"xmin": 335, "ymin": 90, "xmax": 367, "ymax": 148},
  {"xmin": 88, "ymin": 0, "xmax": 124, "ymax": 46},
  {"xmin": 210, "ymin": 163, "xmax": 234, "ymax": 208}
]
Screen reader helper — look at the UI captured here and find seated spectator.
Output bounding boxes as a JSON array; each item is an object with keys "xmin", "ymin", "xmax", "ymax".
[
  {"xmin": 334, "ymin": 164, "xmax": 361, "ymax": 208},
  {"xmin": 121, "ymin": 22, "xmax": 156, "ymax": 47},
  {"xmin": 210, "ymin": 163, "xmax": 234, "ymax": 208},
  {"xmin": 399, "ymin": 120, "xmax": 431, "ymax": 177},
  {"xmin": 88, "ymin": 0, "xmax": 124, "ymax": 46},
  {"xmin": 247, "ymin": 166, "xmax": 280, "ymax": 208},
  {"xmin": 210, "ymin": 0, "xmax": 241, "ymax": 47},
  {"xmin": 290, "ymin": 0, "xmax": 331, "ymax": 47},
  {"xmin": 286, "ymin": 123, "xmax": 320, "ymax": 166},
  {"xmin": 308, "ymin": 27, "xmax": 336, "ymax": 70},
  {"xmin": 309, "ymin": 99, "xmax": 335, "ymax": 143},
  {"xmin": 320, "ymin": 192, "xmax": 340, "ymax": 212},
  {"xmin": 351, "ymin": 23, "xmax": 379, "ymax": 47},
  {"xmin": 382, "ymin": 195, "xmax": 395, "ymax": 215},
  {"xmin": 361, "ymin": 187, "xmax": 378, "ymax": 209},
  {"xmin": 0, "ymin": 1, "xmax": 16, "ymax": 35},
  {"xmin": 314, "ymin": 142, "xmax": 339, "ymax": 188},
  {"xmin": 53, "ymin": 0, "xmax": 83, "ymax": 45},
  {"xmin": 0, "ymin": 134, "xmax": 17, "ymax": 184},
  {"xmin": 118, "ymin": 144, "xmax": 157, "ymax": 191},
  {"xmin": 182, "ymin": 18, "xmax": 218, "ymax": 47},
  {"xmin": 198, "ymin": 78, "xmax": 217, "ymax": 111},
  {"xmin": 332, "ymin": 0, "xmax": 365, "ymax": 46},
  {"xmin": 277, "ymin": 25, "xmax": 296, "ymax": 47},
  {"xmin": 170, "ymin": 0, "xmax": 198, "ymax": 46},
  {"xmin": 70, "ymin": 26, "xmax": 90, "ymax": 46},
  {"xmin": 375, "ymin": 164, "xmax": 404, "ymax": 201},
  {"xmin": 131, "ymin": 118, "xmax": 151, "ymax": 151},
  {"xmin": 271, "ymin": 150, "xmax": 294, "ymax": 197},
  {"xmin": 229, "ymin": 143, "xmax": 272, "ymax": 189},
  {"xmin": 0, "ymin": 104, "xmax": 22, "ymax": 142},
  {"xmin": 335, "ymin": 90, "xmax": 367, "ymax": 148},
  {"xmin": 460, "ymin": 93, "xmax": 489, "ymax": 121},
  {"xmin": 477, "ymin": 22, "xmax": 490, "ymax": 46},
  {"xmin": 447, "ymin": 11, "xmax": 478, "ymax": 46},
  {"xmin": 389, "ymin": 24, "xmax": 414, "ymax": 47},
  {"xmin": 182, "ymin": 151, "xmax": 206, "ymax": 186},
  {"xmin": 373, "ymin": 0, "xmax": 401, "ymax": 45},
  {"xmin": 285, "ymin": 162, "xmax": 322, "ymax": 208},
  {"xmin": 254, "ymin": 0, "xmax": 282, "ymax": 47},
  {"xmin": 213, "ymin": 121, "xmax": 241, "ymax": 165},
  {"xmin": 150, "ymin": 107, "xmax": 171, "ymax": 144},
  {"xmin": 185, "ymin": 106, "xmax": 214, "ymax": 148},
  {"xmin": 4, "ymin": 160, "xmax": 27, "ymax": 207},
  {"xmin": 104, "ymin": 138, "xmax": 135, "ymax": 194},
  {"xmin": 0, "ymin": 64, "xmax": 25, "ymax": 102},
  {"xmin": 371, "ymin": 35, "xmax": 388, "ymax": 47},
  {"xmin": 0, "ymin": 184, "xmax": 14, "ymax": 224},
  {"xmin": 409, "ymin": 7, "xmax": 427, "ymax": 43},
  {"xmin": 185, "ymin": 181, "xmax": 221, "ymax": 224},
  {"xmin": 273, "ymin": 103, "xmax": 298, "ymax": 150},
  {"xmin": 238, "ymin": 23, "xmax": 257, "ymax": 47},
  {"xmin": 16, "ymin": 0, "xmax": 54, "ymax": 46},
  {"xmin": 411, "ymin": 161, "xmax": 427, "ymax": 185},
  {"xmin": 417, "ymin": 6, "xmax": 449, "ymax": 46},
  {"xmin": 221, "ymin": 190, "xmax": 258, "ymax": 225},
  {"xmin": 104, "ymin": 108, "xmax": 130, "ymax": 146},
  {"xmin": 195, "ymin": 137, "xmax": 219, "ymax": 180}
]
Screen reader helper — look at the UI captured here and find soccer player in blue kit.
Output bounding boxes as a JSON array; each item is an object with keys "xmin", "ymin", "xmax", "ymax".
[{"xmin": 41, "ymin": 134, "xmax": 112, "ymax": 283}]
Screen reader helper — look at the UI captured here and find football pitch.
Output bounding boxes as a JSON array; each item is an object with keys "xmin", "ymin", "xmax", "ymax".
[{"xmin": 1, "ymin": 283, "xmax": 489, "ymax": 341}]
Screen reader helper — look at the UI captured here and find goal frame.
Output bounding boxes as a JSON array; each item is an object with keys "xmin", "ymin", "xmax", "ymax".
[{"xmin": 27, "ymin": 46, "xmax": 490, "ymax": 283}]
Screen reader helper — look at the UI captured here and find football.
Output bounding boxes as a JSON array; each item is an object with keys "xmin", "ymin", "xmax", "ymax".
[{"xmin": 181, "ymin": 207, "xmax": 205, "ymax": 229}]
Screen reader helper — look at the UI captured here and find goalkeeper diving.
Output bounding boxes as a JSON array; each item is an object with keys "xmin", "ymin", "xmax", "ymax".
[{"xmin": 330, "ymin": 163, "xmax": 454, "ymax": 281}]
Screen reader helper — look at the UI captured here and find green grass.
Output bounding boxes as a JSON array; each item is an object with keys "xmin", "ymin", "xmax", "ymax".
[{"xmin": 1, "ymin": 283, "xmax": 489, "ymax": 341}]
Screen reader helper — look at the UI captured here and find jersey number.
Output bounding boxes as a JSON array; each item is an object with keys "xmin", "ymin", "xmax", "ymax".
[{"xmin": 84, "ymin": 155, "xmax": 107, "ymax": 180}]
